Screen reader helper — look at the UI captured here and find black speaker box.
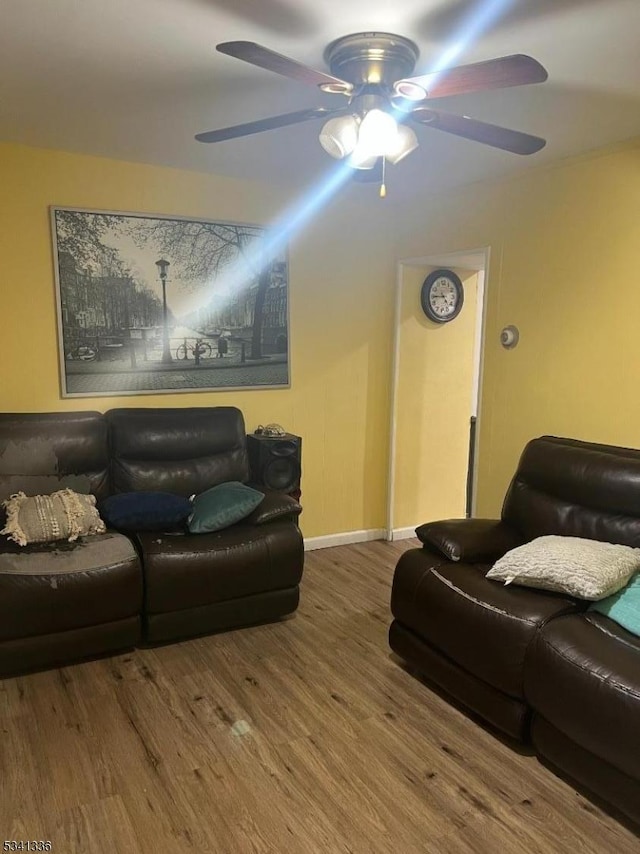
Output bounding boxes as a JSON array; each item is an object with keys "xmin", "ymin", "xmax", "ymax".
[{"xmin": 247, "ymin": 433, "xmax": 302, "ymax": 494}]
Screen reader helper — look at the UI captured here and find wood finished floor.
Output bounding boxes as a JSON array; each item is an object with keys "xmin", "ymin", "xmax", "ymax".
[{"xmin": 1, "ymin": 539, "xmax": 638, "ymax": 853}]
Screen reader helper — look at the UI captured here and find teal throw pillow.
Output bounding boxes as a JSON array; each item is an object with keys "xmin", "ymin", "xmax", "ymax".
[
  {"xmin": 589, "ymin": 572, "xmax": 640, "ymax": 637},
  {"xmin": 188, "ymin": 481, "xmax": 265, "ymax": 534}
]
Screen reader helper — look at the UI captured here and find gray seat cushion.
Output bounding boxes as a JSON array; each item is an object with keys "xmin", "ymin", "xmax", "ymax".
[{"xmin": 0, "ymin": 532, "xmax": 142, "ymax": 640}]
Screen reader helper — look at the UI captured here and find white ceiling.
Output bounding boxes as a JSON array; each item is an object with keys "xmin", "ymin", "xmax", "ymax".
[{"xmin": 2, "ymin": 0, "xmax": 639, "ymax": 199}]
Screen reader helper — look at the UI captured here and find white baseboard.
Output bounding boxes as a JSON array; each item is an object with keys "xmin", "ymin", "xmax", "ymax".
[
  {"xmin": 389, "ymin": 527, "xmax": 418, "ymax": 541},
  {"xmin": 304, "ymin": 528, "xmax": 386, "ymax": 551}
]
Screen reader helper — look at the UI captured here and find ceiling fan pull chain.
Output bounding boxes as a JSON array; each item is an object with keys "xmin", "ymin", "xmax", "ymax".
[{"xmin": 380, "ymin": 158, "xmax": 387, "ymax": 198}]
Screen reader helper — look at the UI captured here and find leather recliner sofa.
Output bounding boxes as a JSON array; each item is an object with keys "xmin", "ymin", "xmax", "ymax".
[
  {"xmin": 107, "ymin": 407, "xmax": 304, "ymax": 644},
  {"xmin": 0, "ymin": 406, "xmax": 303, "ymax": 678},
  {"xmin": 390, "ymin": 436, "xmax": 640, "ymax": 827}
]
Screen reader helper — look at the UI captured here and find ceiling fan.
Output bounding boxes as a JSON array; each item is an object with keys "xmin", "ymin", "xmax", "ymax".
[{"xmin": 196, "ymin": 32, "xmax": 548, "ymax": 192}]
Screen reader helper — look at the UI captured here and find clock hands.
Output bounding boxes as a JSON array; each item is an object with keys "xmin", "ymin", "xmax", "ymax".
[
  {"xmin": 431, "ymin": 283, "xmax": 456, "ymax": 314},
  {"xmin": 421, "ymin": 269, "xmax": 464, "ymax": 323}
]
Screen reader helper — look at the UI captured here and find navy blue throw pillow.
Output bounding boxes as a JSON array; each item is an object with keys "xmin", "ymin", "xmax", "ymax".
[{"xmin": 100, "ymin": 492, "xmax": 192, "ymax": 532}]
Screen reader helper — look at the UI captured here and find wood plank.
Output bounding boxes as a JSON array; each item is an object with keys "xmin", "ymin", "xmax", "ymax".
[{"xmin": 1, "ymin": 538, "xmax": 638, "ymax": 852}]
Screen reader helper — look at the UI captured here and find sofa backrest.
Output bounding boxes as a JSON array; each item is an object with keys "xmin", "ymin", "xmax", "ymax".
[
  {"xmin": 0, "ymin": 411, "xmax": 110, "ymax": 504},
  {"xmin": 107, "ymin": 406, "xmax": 250, "ymax": 496},
  {"xmin": 502, "ymin": 435, "xmax": 640, "ymax": 547}
]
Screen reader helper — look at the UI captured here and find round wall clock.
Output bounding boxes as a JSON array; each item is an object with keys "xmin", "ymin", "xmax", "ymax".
[{"xmin": 420, "ymin": 269, "xmax": 464, "ymax": 323}]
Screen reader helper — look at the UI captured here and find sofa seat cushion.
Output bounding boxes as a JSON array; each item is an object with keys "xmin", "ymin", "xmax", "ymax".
[
  {"xmin": 0, "ymin": 532, "xmax": 142, "ymax": 641},
  {"xmin": 391, "ymin": 547, "xmax": 581, "ymax": 699},
  {"xmin": 525, "ymin": 612, "xmax": 640, "ymax": 782},
  {"xmin": 136, "ymin": 521, "xmax": 304, "ymax": 615}
]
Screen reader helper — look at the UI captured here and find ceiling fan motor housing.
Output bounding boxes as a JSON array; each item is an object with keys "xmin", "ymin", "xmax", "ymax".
[{"xmin": 323, "ymin": 32, "xmax": 419, "ymax": 90}]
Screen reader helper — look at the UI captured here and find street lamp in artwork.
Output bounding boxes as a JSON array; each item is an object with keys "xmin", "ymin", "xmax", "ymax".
[{"xmin": 155, "ymin": 258, "xmax": 172, "ymax": 364}]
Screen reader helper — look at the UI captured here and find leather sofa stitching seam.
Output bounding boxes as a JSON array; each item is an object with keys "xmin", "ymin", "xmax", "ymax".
[
  {"xmin": 431, "ymin": 569, "xmax": 536, "ymax": 624},
  {"xmin": 537, "ymin": 634, "xmax": 640, "ymax": 701},
  {"xmin": 583, "ymin": 613, "xmax": 640, "ymax": 652},
  {"xmin": 0, "ymin": 556, "xmax": 137, "ymax": 577}
]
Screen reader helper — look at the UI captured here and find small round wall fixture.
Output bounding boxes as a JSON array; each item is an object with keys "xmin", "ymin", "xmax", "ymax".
[
  {"xmin": 420, "ymin": 269, "xmax": 464, "ymax": 323},
  {"xmin": 500, "ymin": 325, "xmax": 520, "ymax": 349}
]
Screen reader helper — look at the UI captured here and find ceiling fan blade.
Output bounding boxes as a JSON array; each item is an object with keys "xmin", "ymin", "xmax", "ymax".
[
  {"xmin": 195, "ymin": 107, "xmax": 347, "ymax": 143},
  {"xmin": 399, "ymin": 54, "xmax": 547, "ymax": 100},
  {"xmin": 217, "ymin": 41, "xmax": 353, "ymax": 93},
  {"xmin": 411, "ymin": 108, "xmax": 546, "ymax": 155}
]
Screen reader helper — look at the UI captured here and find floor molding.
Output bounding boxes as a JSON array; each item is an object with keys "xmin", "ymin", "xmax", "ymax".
[
  {"xmin": 304, "ymin": 529, "xmax": 386, "ymax": 551},
  {"xmin": 389, "ymin": 527, "xmax": 417, "ymax": 541}
]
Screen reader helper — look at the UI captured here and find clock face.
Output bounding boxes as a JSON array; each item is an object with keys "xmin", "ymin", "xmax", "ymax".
[{"xmin": 420, "ymin": 269, "xmax": 464, "ymax": 323}]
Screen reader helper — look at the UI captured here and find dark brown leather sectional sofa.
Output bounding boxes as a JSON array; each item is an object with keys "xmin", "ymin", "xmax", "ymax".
[
  {"xmin": 0, "ymin": 406, "xmax": 303, "ymax": 678},
  {"xmin": 390, "ymin": 436, "xmax": 640, "ymax": 827}
]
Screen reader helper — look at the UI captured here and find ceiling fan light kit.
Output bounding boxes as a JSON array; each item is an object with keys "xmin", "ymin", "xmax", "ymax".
[
  {"xmin": 197, "ymin": 32, "xmax": 548, "ymax": 196},
  {"xmin": 319, "ymin": 115, "xmax": 359, "ymax": 159},
  {"xmin": 385, "ymin": 125, "xmax": 419, "ymax": 165},
  {"xmin": 320, "ymin": 108, "xmax": 418, "ymax": 169},
  {"xmin": 353, "ymin": 109, "xmax": 400, "ymax": 156}
]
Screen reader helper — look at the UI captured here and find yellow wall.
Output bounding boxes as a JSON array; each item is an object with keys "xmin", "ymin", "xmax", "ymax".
[
  {"xmin": 392, "ymin": 265, "xmax": 479, "ymax": 528},
  {"xmin": 392, "ymin": 138, "xmax": 640, "ymax": 517},
  {"xmin": 3, "ymin": 137, "xmax": 640, "ymax": 540},
  {"xmin": 0, "ymin": 142, "xmax": 397, "ymax": 538}
]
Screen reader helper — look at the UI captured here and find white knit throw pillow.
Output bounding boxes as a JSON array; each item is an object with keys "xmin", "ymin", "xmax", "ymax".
[
  {"xmin": 1, "ymin": 489, "xmax": 106, "ymax": 547},
  {"xmin": 486, "ymin": 535, "xmax": 640, "ymax": 601}
]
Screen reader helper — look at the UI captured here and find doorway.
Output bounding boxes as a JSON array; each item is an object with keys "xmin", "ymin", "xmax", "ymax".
[{"xmin": 386, "ymin": 248, "xmax": 489, "ymax": 539}]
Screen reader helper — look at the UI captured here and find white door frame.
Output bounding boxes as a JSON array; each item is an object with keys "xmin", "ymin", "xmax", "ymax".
[{"xmin": 386, "ymin": 246, "xmax": 491, "ymax": 540}]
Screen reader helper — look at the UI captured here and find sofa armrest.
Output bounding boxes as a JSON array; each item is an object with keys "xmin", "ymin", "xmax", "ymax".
[
  {"xmin": 244, "ymin": 490, "xmax": 302, "ymax": 526},
  {"xmin": 415, "ymin": 518, "xmax": 523, "ymax": 563}
]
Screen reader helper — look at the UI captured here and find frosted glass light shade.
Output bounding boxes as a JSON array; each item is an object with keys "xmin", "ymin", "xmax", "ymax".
[
  {"xmin": 319, "ymin": 115, "xmax": 359, "ymax": 159},
  {"xmin": 355, "ymin": 109, "xmax": 399, "ymax": 158},
  {"xmin": 319, "ymin": 109, "xmax": 419, "ymax": 170},
  {"xmin": 386, "ymin": 125, "xmax": 419, "ymax": 165}
]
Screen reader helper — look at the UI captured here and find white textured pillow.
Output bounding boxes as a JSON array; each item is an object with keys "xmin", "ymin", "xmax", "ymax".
[
  {"xmin": 1, "ymin": 489, "xmax": 106, "ymax": 547},
  {"xmin": 486, "ymin": 535, "xmax": 640, "ymax": 601}
]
